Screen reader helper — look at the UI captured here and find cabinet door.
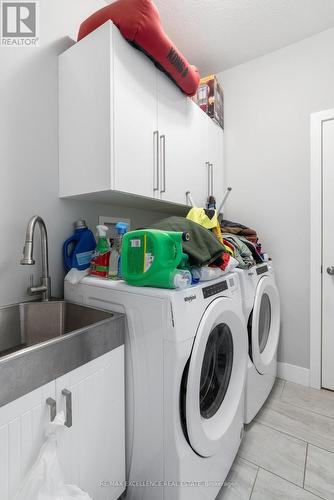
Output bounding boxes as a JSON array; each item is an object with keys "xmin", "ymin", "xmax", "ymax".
[
  {"xmin": 113, "ymin": 27, "xmax": 158, "ymax": 199},
  {"xmin": 56, "ymin": 347, "xmax": 125, "ymax": 500},
  {"xmin": 59, "ymin": 23, "xmax": 114, "ymax": 197},
  {"xmin": 208, "ymin": 120, "xmax": 224, "ymax": 207},
  {"xmin": 157, "ymin": 71, "xmax": 189, "ymax": 205},
  {"xmin": 0, "ymin": 382, "xmax": 56, "ymax": 500},
  {"xmin": 185, "ymin": 100, "xmax": 210, "ymax": 208}
]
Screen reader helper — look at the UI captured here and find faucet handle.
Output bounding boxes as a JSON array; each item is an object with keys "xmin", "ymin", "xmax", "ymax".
[{"xmin": 27, "ymin": 274, "xmax": 49, "ymax": 298}]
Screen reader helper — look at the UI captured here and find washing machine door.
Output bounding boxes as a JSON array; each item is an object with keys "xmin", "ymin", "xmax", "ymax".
[
  {"xmin": 184, "ymin": 297, "xmax": 247, "ymax": 458},
  {"xmin": 250, "ymin": 275, "xmax": 280, "ymax": 375}
]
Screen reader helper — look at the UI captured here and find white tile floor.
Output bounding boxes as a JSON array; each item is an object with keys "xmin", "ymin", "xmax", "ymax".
[{"xmin": 217, "ymin": 379, "xmax": 334, "ymax": 500}]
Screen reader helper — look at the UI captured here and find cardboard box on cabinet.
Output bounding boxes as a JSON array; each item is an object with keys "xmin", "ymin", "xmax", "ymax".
[{"xmin": 193, "ymin": 74, "xmax": 224, "ymax": 129}]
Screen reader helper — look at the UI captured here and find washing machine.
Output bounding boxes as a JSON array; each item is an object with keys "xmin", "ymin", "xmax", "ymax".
[
  {"xmin": 235, "ymin": 262, "xmax": 280, "ymax": 424},
  {"xmin": 65, "ymin": 273, "xmax": 247, "ymax": 500}
]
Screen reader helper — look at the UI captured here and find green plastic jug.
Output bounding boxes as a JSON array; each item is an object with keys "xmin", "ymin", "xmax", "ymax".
[{"xmin": 121, "ymin": 229, "xmax": 189, "ymax": 288}]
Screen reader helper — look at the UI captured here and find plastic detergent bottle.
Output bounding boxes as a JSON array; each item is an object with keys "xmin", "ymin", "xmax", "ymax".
[
  {"xmin": 116, "ymin": 222, "xmax": 129, "ymax": 278},
  {"xmin": 90, "ymin": 225, "xmax": 110, "ymax": 278},
  {"xmin": 108, "ymin": 222, "xmax": 129, "ymax": 279},
  {"xmin": 63, "ymin": 220, "xmax": 96, "ymax": 272},
  {"xmin": 121, "ymin": 229, "xmax": 190, "ymax": 289}
]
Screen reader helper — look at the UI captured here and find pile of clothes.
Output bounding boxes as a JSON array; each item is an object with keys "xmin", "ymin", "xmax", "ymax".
[
  {"xmin": 220, "ymin": 219, "xmax": 265, "ymax": 269},
  {"xmin": 149, "ymin": 208, "xmax": 266, "ymax": 282}
]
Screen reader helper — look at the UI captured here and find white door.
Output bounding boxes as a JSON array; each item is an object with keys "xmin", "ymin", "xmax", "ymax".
[
  {"xmin": 322, "ymin": 118, "xmax": 334, "ymax": 390},
  {"xmin": 157, "ymin": 71, "xmax": 188, "ymax": 205},
  {"xmin": 56, "ymin": 348, "xmax": 125, "ymax": 500},
  {"xmin": 183, "ymin": 297, "xmax": 247, "ymax": 457},
  {"xmin": 208, "ymin": 120, "xmax": 224, "ymax": 205},
  {"xmin": 0, "ymin": 382, "xmax": 56, "ymax": 500},
  {"xmin": 113, "ymin": 27, "xmax": 158, "ymax": 198},
  {"xmin": 250, "ymin": 275, "xmax": 280, "ymax": 375},
  {"xmin": 185, "ymin": 100, "xmax": 210, "ymax": 208}
]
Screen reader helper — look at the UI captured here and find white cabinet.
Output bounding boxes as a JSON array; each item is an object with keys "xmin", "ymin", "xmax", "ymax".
[
  {"xmin": 59, "ymin": 21, "xmax": 223, "ymax": 210},
  {"xmin": 56, "ymin": 348, "xmax": 125, "ymax": 500},
  {"xmin": 113, "ymin": 26, "xmax": 158, "ymax": 199},
  {"xmin": 208, "ymin": 119, "xmax": 224, "ymax": 204},
  {"xmin": 59, "ymin": 21, "xmax": 158, "ymax": 200},
  {"xmin": 185, "ymin": 100, "xmax": 209, "ymax": 208},
  {"xmin": 156, "ymin": 71, "xmax": 189, "ymax": 204},
  {"xmin": 185, "ymin": 102, "xmax": 224, "ymax": 209},
  {"xmin": 0, "ymin": 348, "xmax": 125, "ymax": 500},
  {"xmin": 0, "ymin": 381, "xmax": 55, "ymax": 500}
]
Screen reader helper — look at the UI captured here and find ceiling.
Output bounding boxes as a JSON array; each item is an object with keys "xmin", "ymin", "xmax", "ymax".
[{"xmin": 150, "ymin": 0, "xmax": 334, "ymax": 75}]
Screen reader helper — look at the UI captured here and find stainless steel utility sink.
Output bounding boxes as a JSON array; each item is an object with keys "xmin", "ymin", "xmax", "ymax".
[
  {"xmin": 0, "ymin": 300, "xmax": 113, "ymax": 357},
  {"xmin": 0, "ymin": 300, "xmax": 124, "ymax": 408}
]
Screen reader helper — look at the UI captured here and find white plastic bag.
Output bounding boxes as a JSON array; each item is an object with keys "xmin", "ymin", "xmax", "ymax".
[
  {"xmin": 192, "ymin": 266, "xmax": 224, "ymax": 282},
  {"xmin": 14, "ymin": 412, "xmax": 92, "ymax": 500},
  {"xmin": 223, "ymin": 256, "xmax": 239, "ymax": 273}
]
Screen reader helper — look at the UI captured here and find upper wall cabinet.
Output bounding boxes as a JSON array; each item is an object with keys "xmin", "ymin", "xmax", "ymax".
[{"xmin": 59, "ymin": 21, "xmax": 223, "ymax": 210}]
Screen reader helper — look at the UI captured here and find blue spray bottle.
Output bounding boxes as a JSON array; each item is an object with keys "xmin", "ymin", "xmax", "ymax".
[{"xmin": 108, "ymin": 222, "xmax": 129, "ymax": 279}]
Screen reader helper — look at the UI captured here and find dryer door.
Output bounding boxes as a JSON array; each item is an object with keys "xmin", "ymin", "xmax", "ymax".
[
  {"xmin": 184, "ymin": 297, "xmax": 247, "ymax": 457},
  {"xmin": 251, "ymin": 276, "xmax": 280, "ymax": 375}
]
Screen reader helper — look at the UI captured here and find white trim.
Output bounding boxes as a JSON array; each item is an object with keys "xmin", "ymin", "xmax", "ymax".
[
  {"xmin": 310, "ymin": 108, "xmax": 334, "ymax": 389},
  {"xmin": 277, "ymin": 362, "xmax": 310, "ymax": 387}
]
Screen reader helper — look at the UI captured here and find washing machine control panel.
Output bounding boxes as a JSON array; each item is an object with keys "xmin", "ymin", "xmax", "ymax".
[
  {"xmin": 202, "ymin": 280, "xmax": 228, "ymax": 299},
  {"xmin": 256, "ymin": 265, "xmax": 269, "ymax": 275}
]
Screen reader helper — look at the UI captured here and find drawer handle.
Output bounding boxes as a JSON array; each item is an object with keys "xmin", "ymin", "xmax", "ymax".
[
  {"xmin": 46, "ymin": 397, "xmax": 57, "ymax": 422},
  {"xmin": 62, "ymin": 389, "xmax": 72, "ymax": 428}
]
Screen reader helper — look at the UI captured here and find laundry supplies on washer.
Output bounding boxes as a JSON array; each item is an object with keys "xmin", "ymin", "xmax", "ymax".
[
  {"xmin": 238, "ymin": 236, "xmax": 264, "ymax": 264},
  {"xmin": 149, "ymin": 216, "xmax": 242, "ymax": 282},
  {"xmin": 218, "ymin": 217, "xmax": 267, "ymax": 268},
  {"xmin": 121, "ymin": 228, "xmax": 191, "ymax": 289},
  {"xmin": 89, "ymin": 225, "xmax": 111, "ymax": 278},
  {"xmin": 220, "ymin": 218, "xmax": 258, "ymax": 243},
  {"xmin": 149, "ymin": 216, "xmax": 225, "ymax": 267},
  {"xmin": 186, "ymin": 207, "xmax": 224, "ymax": 244},
  {"xmin": 223, "ymin": 234, "xmax": 256, "ymax": 269},
  {"xmin": 108, "ymin": 222, "xmax": 129, "ymax": 279},
  {"xmin": 63, "ymin": 220, "xmax": 96, "ymax": 272}
]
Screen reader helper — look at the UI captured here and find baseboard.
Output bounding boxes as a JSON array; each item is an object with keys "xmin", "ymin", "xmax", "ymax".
[{"xmin": 277, "ymin": 362, "xmax": 310, "ymax": 387}]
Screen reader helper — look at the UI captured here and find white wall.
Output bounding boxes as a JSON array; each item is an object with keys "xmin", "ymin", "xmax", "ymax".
[
  {"xmin": 0, "ymin": 0, "xmax": 169, "ymax": 306},
  {"xmin": 218, "ymin": 27, "xmax": 334, "ymax": 369}
]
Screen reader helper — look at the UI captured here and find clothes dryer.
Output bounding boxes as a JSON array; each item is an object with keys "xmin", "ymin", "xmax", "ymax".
[
  {"xmin": 65, "ymin": 274, "xmax": 247, "ymax": 500},
  {"xmin": 235, "ymin": 263, "xmax": 280, "ymax": 423}
]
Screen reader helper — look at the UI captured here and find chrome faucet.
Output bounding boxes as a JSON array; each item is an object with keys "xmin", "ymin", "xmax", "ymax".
[{"xmin": 20, "ymin": 215, "xmax": 51, "ymax": 301}]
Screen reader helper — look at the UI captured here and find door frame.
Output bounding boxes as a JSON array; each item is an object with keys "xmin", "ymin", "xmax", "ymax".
[{"xmin": 310, "ymin": 108, "xmax": 334, "ymax": 389}]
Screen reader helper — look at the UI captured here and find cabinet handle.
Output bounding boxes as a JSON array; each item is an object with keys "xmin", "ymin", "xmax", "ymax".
[
  {"xmin": 160, "ymin": 134, "xmax": 166, "ymax": 193},
  {"xmin": 46, "ymin": 397, "xmax": 57, "ymax": 422},
  {"xmin": 210, "ymin": 163, "xmax": 214, "ymax": 196},
  {"xmin": 153, "ymin": 130, "xmax": 159, "ymax": 191},
  {"xmin": 206, "ymin": 161, "xmax": 210, "ymax": 197},
  {"xmin": 62, "ymin": 389, "xmax": 72, "ymax": 428}
]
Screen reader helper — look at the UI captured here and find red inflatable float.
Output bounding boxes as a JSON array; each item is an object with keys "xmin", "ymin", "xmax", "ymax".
[{"xmin": 78, "ymin": 0, "xmax": 200, "ymax": 97}]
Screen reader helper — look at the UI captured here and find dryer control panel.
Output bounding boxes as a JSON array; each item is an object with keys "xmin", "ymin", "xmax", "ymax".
[
  {"xmin": 256, "ymin": 265, "xmax": 269, "ymax": 276},
  {"xmin": 202, "ymin": 280, "xmax": 228, "ymax": 299}
]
